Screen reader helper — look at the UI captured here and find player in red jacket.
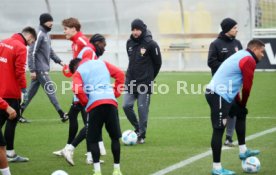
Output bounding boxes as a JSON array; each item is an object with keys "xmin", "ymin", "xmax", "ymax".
[
  {"xmin": 0, "ymin": 27, "xmax": 36, "ymax": 165},
  {"xmin": 61, "ymin": 17, "xmax": 96, "ymax": 78}
]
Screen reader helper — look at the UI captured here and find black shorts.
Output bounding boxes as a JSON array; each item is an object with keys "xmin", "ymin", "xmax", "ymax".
[
  {"xmin": 0, "ymin": 98, "xmax": 20, "ymax": 146},
  {"xmin": 87, "ymin": 104, "xmax": 121, "ymax": 143},
  {"xmin": 205, "ymin": 89, "xmax": 232, "ymax": 129}
]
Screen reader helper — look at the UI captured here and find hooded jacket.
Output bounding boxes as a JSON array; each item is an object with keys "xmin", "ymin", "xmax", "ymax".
[
  {"xmin": 208, "ymin": 32, "xmax": 242, "ymax": 75},
  {"xmin": 126, "ymin": 30, "xmax": 162, "ymax": 93},
  {"xmin": 28, "ymin": 25, "xmax": 61, "ymax": 73}
]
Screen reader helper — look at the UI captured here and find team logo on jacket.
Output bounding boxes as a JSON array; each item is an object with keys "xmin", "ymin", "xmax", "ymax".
[
  {"xmin": 235, "ymin": 47, "xmax": 239, "ymax": 52},
  {"xmin": 128, "ymin": 47, "xmax": 133, "ymax": 52},
  {"xmin": 221, "ymin": 48, "xmax": 228, "ymax": 53},
  {"xmin": 140, "ymin": 47, "xmax": 146, "ymax": 57},
  {"xmin": 0, "ymin": 57, "xmax": 7, "ymax": 63}
]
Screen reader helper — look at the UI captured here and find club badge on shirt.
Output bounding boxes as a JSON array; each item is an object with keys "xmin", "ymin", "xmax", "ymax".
[
  {"xmin": 140, "ymin": 47, "xmax": 146, "ymax": 57},
  {"xmin": 235, "ymin": 46, "xmax": 239, "ymax": 52}
]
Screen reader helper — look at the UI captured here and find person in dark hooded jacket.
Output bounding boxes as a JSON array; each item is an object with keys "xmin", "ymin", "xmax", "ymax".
[
  {"xmin": 207, "ymin": 18, "xmax": 243, "ymax": 147},
  {"xmin": 123, "ymin": 19, "xmax": 162, "ymax": 144}
]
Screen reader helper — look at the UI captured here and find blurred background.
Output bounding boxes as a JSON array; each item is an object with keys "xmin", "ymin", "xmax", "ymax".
[{"xmin": 1, "ymin": 0, "xmax": 276, "ymax": 71}]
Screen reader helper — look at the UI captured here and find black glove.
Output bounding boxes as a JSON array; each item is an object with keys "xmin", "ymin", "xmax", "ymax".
[
  {"xmin": 239, "ymin": 106, "xmax": 248, "ymax": 115},
  {"xmin": 236, "ymin": 105, "xmax": 248, "ymax": 119}
]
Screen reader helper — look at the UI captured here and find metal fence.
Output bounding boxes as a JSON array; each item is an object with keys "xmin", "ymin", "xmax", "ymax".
[{"xmin": 1, "ymin": 0, "xmax": 275, "ymax": 71}]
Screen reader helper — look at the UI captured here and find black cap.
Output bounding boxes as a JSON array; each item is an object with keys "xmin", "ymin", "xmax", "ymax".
[
  {"xmin": 90, "ymin": 34, "xmax": 105, "ymax": 44},
  {"xmin": 220, "ymin": 18, "xmax": 237, "ymax": 33},
  {"xmin": 131, "ymin": 19, "xmax": 147, "ymax": 32},
  {"xmin": 39, "ymin": 13, "xmax": 53, "ymax": 25}
]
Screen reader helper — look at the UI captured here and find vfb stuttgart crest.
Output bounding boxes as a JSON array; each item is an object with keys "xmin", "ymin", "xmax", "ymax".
[{"xmin": 140, "ymin": 47, "xmax": 146, "ymax": 57}]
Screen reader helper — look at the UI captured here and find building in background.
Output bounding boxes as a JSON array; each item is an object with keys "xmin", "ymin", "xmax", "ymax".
[{"xmin": 1, "ymin": 0, "xmax": 275, "ymax": 71}]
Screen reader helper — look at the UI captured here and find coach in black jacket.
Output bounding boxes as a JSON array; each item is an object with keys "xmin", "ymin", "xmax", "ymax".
[
  {"xmin": 208, "ymin": 18, "xmax": 243, "ymax": 76},
  {"xmin": 207, "ymin": 18, "xmax": 243, "ymax": 148},
  {"xmin": 123, "ymin": 19, "xmax": 162, "ymax": 144}
]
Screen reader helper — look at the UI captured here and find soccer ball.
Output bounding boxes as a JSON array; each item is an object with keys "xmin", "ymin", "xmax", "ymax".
[
  {"xmin": 241, "ymin": 156, "xmax": 261, "ymax": 173},
  {"xmin": 121, "ymin": 130, "xmax": 138, "ymax": 145},
  {"xmin": 51, "ymin": 170, "xmax": 68, "ymax": 175}
]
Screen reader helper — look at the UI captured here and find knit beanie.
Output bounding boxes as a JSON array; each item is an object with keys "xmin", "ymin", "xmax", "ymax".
[
  {"xmin": 131, "ymin": 19, "xmax": 147, "ymax": 32},
  {"xmin": 220, "ymin": 18, "xmax": 237, "ymax": 33},
  {"xmin": 39, "ymin": 13, "xmax": 53, "ymax": 25}
]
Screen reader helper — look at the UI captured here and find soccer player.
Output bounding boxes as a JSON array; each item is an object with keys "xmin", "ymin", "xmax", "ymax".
[
  {"xmin": 205, "ymin": 39, "xmax": 265, "ymax": 175},
  {"xmin": 55, "ymin": 34, "xmax": 106, "ymax": 165},
  {"xmin": 208, "ymin": 18, "xmax": 243, "ymax": 147},
  {"xmin": 0, "ymin": 98, "xmax": 16, "ymax": 175},
  {"xmin": 123, "ymin": 19, "xmax": 162, "ymax": 144},
  {"xmin": 53, "ymin": 17, "xmax": 105, "ymax": 160},
  {"xmin": 0, "ymin": 26, "xmax": 37, "ymax": 162},
  {"xmin": 69, "ymin": 56, "xmax": 125, "ymax": 175},
  {"xmin": 20, "ymin": 13, "xmax": 68, "ymax": 123}
]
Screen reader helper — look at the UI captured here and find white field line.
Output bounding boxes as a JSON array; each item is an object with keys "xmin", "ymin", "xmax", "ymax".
[
  {"xmin": 24, "ymin": 116, "xmax": 276, "ymax": 122},
  {"xmin": 151, "ymin": 127, "xmax": 276, "ymax": 175}
]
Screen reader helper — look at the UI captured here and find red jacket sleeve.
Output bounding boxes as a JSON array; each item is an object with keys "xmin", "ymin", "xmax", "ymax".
[
  {"xmin": 72, "ymin": 72, "xmax": 88, "ymax": 106},
  {"xmin": 15, "ymin": 46, "xmax": 27, "ymax": 89},
  {"xmin": 104, "ymin": 61, "xmax": 125, "ymax": 98},
  {"xmin": 239, "ymin": 57, "xmax": 256, "ymax": 107},
  {"xmin": 0, "ymin": 98, "xmax": 8, "ymax": 110}
]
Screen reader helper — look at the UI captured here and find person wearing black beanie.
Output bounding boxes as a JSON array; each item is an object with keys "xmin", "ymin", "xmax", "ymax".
[
  {"xmin": 220, "ymin": 18, "xmax": 237, "ymax": 34},
  {"xmin": 131, "ymin": 19, "xmax": 147, "ymax": 33},
  {"xmin": 39, "ymin": 13, "xmax": 53, "ymax": 32},
  {"xmin": 123, "ymin": 18, "xmax": 162, "ymax": 144},
  {"xmin": 39, "ymin": 13, "xmax": 53, "ymax": 25},
  {"xmin": 208, "ymin": 17, "xmax": 242, "ymax": 75},
  {"xmin": 19, "ymin": 13, "xmax": 68, "ymax": 124}
]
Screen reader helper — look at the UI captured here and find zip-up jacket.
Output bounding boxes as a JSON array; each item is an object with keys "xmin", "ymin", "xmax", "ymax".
[
  {"xmin": 126, "ymin": 30, "xmax": 162, "ymax": 93},
  {"xmin": 28, "ymin": 25, "xmax": 61, "ymax": 73},
  {"xmin": 70, "ymin": 32, "xmax": 93, "ymax": 58},
  {"xmin": 208, "ymin": 32, "xmax": 243, "ymax": 75},
  {"xmin": 62, "ymin": 32, "xmax": 96, "ymax": 77},
  {"xmin": 0, "ymin": 33, "xmax": 27, "ymax": 99}
]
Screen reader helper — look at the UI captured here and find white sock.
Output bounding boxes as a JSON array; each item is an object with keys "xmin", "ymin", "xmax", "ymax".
[
  {"xmin": 0, "ymin": 167, "xmax": 11, "ymax": 175},
  {"xmin": 93, "ymin": 162, "xmax": 101, "ymax": 172},
  {"xmin": 239, "ymin": 144, "xmax": 247, "ymax": 154},
  {"xmin": 67, "ymin": 144, "xmax": 75, "ymax": 151},
  {"xmin": 99, "ymin": 141, "xmax": 105, "ymax": 149},
  {"xmin": 65, "ymin": 144, "xmax": 70, "ymax": 149},
  {"xmin": 213, "ymin": 162, "xmax": 222, "ymax": 170},
  {"xmin": 114, "ymin": 163, "xmax": 120, "ymax": 169},
  {"xmin": 6, "ymin": 150, "xmax": 15, "ymax": 157},
  {"xmin": 87, "ymin": 152, "xmax": 92, "ymax": 160}
]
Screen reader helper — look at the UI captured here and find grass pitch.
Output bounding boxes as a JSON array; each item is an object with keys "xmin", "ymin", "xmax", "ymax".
[{"xmin": 8, "ymin": 72, "xmax": 276, "ymax": 175}]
